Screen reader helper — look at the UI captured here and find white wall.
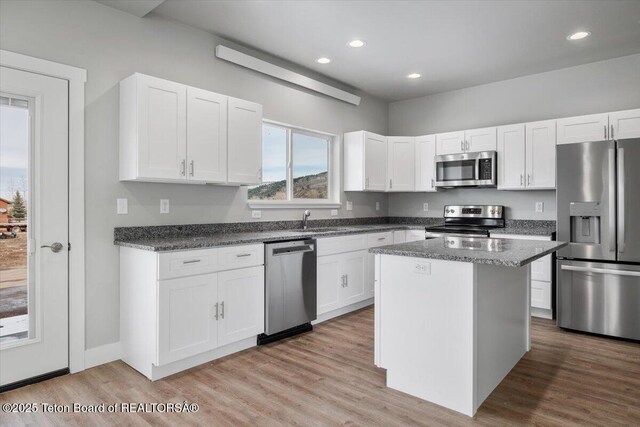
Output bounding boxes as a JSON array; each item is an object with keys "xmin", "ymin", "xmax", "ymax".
[
  {"xmin": 388, "ymin": 53, "xmax": 640, "ymax": 219},
  {"xmin": 0, "ymin": 0, "xmax": 389, "ymax": 350}
]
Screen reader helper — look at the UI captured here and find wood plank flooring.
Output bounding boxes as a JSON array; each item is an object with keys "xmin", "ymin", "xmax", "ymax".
[{"xmin": 1, "ymin": 306, "xmax": 639, "ymax": 426}]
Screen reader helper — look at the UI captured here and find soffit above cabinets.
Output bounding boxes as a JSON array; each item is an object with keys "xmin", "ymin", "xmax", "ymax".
[
  {"xmin": 153, "ymin": 0, "xmax": 640, "ymax": 101},
  {"xmin": 94, "ymin": 0, "xmax": 165, "ymax": 18}
]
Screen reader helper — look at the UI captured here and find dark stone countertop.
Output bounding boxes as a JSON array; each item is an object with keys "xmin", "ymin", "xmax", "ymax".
[{"xmin": 489, "ymin": 220, "xmax": 556, "ymax": 237}]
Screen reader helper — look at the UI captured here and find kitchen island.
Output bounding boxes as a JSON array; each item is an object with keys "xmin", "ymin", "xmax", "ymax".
[{"xmin": 370, "ymin": 236, "xmax": 567, "ymax": 417}]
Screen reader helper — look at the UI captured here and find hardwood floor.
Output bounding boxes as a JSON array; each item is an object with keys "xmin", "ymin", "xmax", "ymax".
[{"xmin": 1, "ymin": 306, "xmax": 639, "ymax": 426}]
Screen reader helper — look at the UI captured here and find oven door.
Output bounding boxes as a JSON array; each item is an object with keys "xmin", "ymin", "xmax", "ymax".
[{"xmin": 435, "ymin": 151, "xmax": 496, "ymax": 188}]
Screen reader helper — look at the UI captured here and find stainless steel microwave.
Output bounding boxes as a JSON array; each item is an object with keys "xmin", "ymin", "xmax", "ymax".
[{"xmin": 434, "ymin": 151, "xmax": 497, "ymax": 188}]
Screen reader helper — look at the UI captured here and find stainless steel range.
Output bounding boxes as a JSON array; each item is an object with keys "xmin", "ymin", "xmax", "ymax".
[{"xmin": 425, "ymin": 205, "xmax": 505, "ymax": 238}]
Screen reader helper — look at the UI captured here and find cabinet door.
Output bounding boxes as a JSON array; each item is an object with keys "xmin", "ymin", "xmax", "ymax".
[
  {"xmin": 557, "ymin": 113, "xmax": 608, "ymax": 145},
  {"xmin": 186, "ymin": 87, "xmax": 227, "ymax": 183},
  {"xmin": 217, "ymin": 266, "xmax": 265, "ymax": 347},
  {"xmin": 137, "ymin": 75, "xmax": 187, "ymax": 180},
  {"xmin": 531, "ymin": 255, "xmax": 552, "ymax": 282},
  {"xmin": 526, "ymin": 120, "xmax": 556, "ymax": 189},
  {"xmin": 497, "ymin": 124, "xmax": 526, "ymax": 190},
  {"xmin": 392, "ymin": 231, "xmax": 406, "ymax": 244},
  {"xmin": 610, "ymin": 108, "xmax": 640, "ymax": 140},
  {"xmin": 387, "ymin": 137, "xmax": 415, "ymax": 191},
  {"xmin": 227, "ymin": 97, "xmax": 263, "ymax": 185},
  {"xmin": 436, "ymin": 131, "xmax": 465, "ymax": 155},
  {"xmin": 415, "ymin": 135, "xmax": 437, "ymax": 192},
  {"xmin": 317, "ymin": 254, "xmax": 341, "ymax": 315},
  {"xmin": 405, "ymin": 230, "xmax": 426, "ymax": 242},
  {"xmin": 465, "ymin": 127, "xmax": 497, "ymax": 153},
  {"xmin": 157, "ymin": 274, "xmax": 217, "ymax": 365},
  {"xmin": 339, "ymin": 250, "xmax": 368, "ymax": 306},
  {"xmin": 364, "ymin": 132, "xmax": 387, "ymax": 191}
]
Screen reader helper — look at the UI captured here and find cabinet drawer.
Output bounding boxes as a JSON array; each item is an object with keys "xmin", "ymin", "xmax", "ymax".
[
  {"xmin": 218, "ymin": 244, "xmax": 264, "ymax": 271},
  {"xmin": 368, "ymin": 232, "xmax": 394, "ymax": 248},
  {"xmin": 531, "ymin": 280, "xmax": 551, "ymax": 310},
  {"xmin": 158, "ymin": 248, "xmax": 219, "ymax": 280},
  {"xmin": 317, "ymin": 234, "xmax": 367, "ymax": 256}
]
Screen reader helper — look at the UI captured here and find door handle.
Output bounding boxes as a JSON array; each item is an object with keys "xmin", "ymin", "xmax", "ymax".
[
  {"xmin": 41, "ymin": 242, "xmax": 64, "ymax": 253},
  {"xmin": 618, "ymin": 147, "xmax": 625, "ymax": 253},
  {"xmin": 608, "ymin": 148, "xmax": 616, "ymax": 252}
]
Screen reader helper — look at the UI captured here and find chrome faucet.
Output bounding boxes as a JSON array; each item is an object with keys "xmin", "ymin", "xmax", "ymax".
[{"xmin": 302, "ymin": 210, "xmax": 311, "ymax": 230}]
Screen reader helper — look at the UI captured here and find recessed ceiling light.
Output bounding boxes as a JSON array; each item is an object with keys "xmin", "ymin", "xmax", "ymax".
[
  {"xmin": 567, "ymin": 31, "xmax": 591, "ymax": 41},
  {"xmin": 407, "ymin": 73, "xmax": 421, "ymax": 79},
  {"xmin": 348, "ymin": 40, "xmax": 366, "ymax": 48},
  {"xmin": 316, "ymin": 57, "xmax": 331, "ymax": 64}
]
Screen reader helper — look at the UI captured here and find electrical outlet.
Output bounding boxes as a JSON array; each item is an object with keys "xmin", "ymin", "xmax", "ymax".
[
  {"xmin": 535, "ymin": 202, "xmax": 544, "ymax": 213},
  {"xmin": 346, "ymin": 201, "xmax": 353, "ymax": 211},
  {"xmin": 330, "ymin": 209, "xmax": 338, "ymax": 216},
  {"xmin": 375, "ymin": 202, "xmax": 380, "ymax": 211},
  {"xmin": 252, "ymin": 210, "xmax": 262, "ymax": 219},
  {"xmin": 423, "ymin": 203, "xmax": 429, "ymax": 212},
  {"xmin": 160, "ymin": 199, "xmax": 170, "ymax": 214},
  {"xmin": 116, "ymin": 198, "xmax": 128, "ymax": 215}
]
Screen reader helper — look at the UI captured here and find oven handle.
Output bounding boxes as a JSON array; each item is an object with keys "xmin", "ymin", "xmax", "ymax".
[{"xmin": 561, "ymin": 265, "xmax": 640, "ymax": 277}]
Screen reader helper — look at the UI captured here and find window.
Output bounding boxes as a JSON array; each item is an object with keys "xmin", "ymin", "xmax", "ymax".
[{"xmin": 248, "ymin": 123, "xmax": 334, "ymax": 205}]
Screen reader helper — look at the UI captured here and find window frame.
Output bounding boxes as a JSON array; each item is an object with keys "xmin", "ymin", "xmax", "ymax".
[{"xmin": 247, "ymin": 120, "xmax": 341, "ymax": 209}]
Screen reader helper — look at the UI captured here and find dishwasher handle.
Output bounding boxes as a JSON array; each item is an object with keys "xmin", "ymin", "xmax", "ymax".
[{"xmin": 272, "ymin": 245, "xmax": 315, "ymax": 256}]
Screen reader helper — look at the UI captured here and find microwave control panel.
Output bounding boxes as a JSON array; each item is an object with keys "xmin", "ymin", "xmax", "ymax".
[{"xmin": 479, "ymin": 158, "xmax": 493, "ymax": 180}]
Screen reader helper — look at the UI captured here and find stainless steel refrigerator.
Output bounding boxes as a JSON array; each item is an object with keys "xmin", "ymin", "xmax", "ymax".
[{"xmin": 556, "ymin": 137, "xmax": 640, "ymax": 341}]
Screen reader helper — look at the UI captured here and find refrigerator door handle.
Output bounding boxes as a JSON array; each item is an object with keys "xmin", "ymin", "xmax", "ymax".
[
  {"xmin": 618, "ymin": 147, "xmax": 625, "ymax": 253},
  {"xmin": 560, "ymin": 265, "xmax": 640, "ymax": 277},
  {"xmin": 608, "ymin": 148, "xmax": 616, "ymax": 252}
]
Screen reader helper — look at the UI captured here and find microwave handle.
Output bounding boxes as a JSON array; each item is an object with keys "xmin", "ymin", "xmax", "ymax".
[{"xmin": 475, "ymin": 157, "xmax": 480, "ymax": 182}]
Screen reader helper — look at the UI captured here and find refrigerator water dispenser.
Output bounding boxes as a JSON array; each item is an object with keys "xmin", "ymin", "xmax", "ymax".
[{"xmin": 569, "ymin": 202, "xmax": 601, "ymax": 244}]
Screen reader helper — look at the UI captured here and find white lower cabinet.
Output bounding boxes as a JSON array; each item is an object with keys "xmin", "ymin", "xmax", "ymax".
[
  {"xmin": 120, "ymin": 244, "xmax": 264, "ymax": 380},
  {"xmin": 317, "ymin": 250, "xmax": 368, "ymax": 315}
]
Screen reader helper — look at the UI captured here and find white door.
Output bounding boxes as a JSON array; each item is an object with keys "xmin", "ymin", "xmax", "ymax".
[
  {"xmin": 137, "ymin": 74, "xmax": 187, "ymax": 180},
  {"xmin": 387, "ymin": 137, "xmax": 415, "ymax": 191},
  {"xmin": 339, "ymin": 250, "xmax": 367, "ymax": 306},
  {"xmin": 497, "ymin": 124, "xmax": 526, "ymax": 190},
  {"xmin": 436, "ymin": 131, "xmax": 465, "ymax": 155},
  {"xmin": 464, "ymin": 127, "xmax": 497, "ymax": 153},
  {"xmin": 317, "ymin": 254, "xmax": 341, "ymax": 315},
  {"xmin": 186, "ymin": 87, "xmax": 227, "ymax": 183},
  {"xmin": 609, "ymin": 109, "xmax": 640, "ymax": 140},
  {"xmin": 526, "ymin": 120, "xmax": 556, "ymax": 189},
  {"xmin": 157, "ymin": 274, "xmax": 217, "ymax": 365},
  {"xmin": 556, "ymin": 113, "xmax": 609, "ymax": 145},
  {"xmin": 0, "ymin": 67, "xmax": 69, "ymax": 386},
  {"xmin": 415, "ymin": 135, "xmax": 436, "ymax": 191},
  {"xmin": 227, "ymin": 97, "xmax": 262, "ymax": 185},
  {"xmin": 364, "ymin": 132, "xmax": 387, "ymax": 191},
  {"xmin": 217, "ymin": 266, "xmax": 265, "ymax": 347}
]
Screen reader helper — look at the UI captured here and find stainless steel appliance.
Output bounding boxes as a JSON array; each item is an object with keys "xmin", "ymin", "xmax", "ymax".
[
  {"xmin": 425, "ymin": 205, "xmax": 505, "ymax": 237},
  {"xmin": 435, "ymin": 151, "xmax": 497, "ymax": 188},
  {"xmin": 557, "ymin": 137, "xmax": 640, "ymax": 340},
  {"xmin": 258, "ymin": 239, "xmax": 317, "ymax": 344}
]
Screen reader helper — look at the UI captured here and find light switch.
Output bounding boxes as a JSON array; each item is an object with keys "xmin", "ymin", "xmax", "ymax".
[
  {"xmin": 535, "ymin": 202, "xmax": 544, "ymax": 213},
  {"xmin": 346, "ymin": 201, "xmax": 353, "ymax": 211},
  {"xmin": 117, "ymin": 198, "xmax": 128, "ymax": 215},
  {"xmin": 160, "ymin": 199, "xmax": 170, "ymax": 214},
  {"xmin": 252, "ymin": 210, "xmax": 262, "ymax": 218},
  {"xmin": 330, "ymin": 209, "xmax": 338, "ymax": 216}
]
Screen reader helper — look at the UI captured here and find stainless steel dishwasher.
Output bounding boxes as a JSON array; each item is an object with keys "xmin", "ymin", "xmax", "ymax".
[{"xmin": 258, "ymin": 239, "xmax": 317, "ymax": 344}]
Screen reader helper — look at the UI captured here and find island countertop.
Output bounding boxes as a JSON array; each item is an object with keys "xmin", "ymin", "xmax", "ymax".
[{"xmin": 369, "ymin": 236, "xmax": 567, "ymax": 267}]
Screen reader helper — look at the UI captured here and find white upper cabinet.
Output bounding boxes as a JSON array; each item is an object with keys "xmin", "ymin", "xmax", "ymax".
[
  {"xmin": 344, "ymin": 131, "xmax": 387, "ymax": 192},
  {"xmin": 414, "ymin": 135, "xmax": 437, "ymax": 192},
  {"xmin": 227, "ymin": 97, "xmax": 263, "ymax": 185},
  {"xmin": 464, "ymin": 126, "xmax": 497, "ymax": 153},
  {"xmin": 557, "ymin": 113, "xmax": 609, "ymax": 145},
  {"xmin": 609, "ymin": 108, "xmax": 640, "ymax": 140},
  {"xmin": 120, "ymin": 73, "xmax": 187, "ymax": 181},
  {"xmin": 187, "ymin": 87, "xmax": 227, "ymax": 183},
  {"xmin": 525, "ymin": 120, "xmax": 556, "ymax": 189},
  {"xmin": 387, "ymin": 137, "xmax": 415, "ymax": 191},
  {"xmin": 436, "ymin": 128, "xmax": 496, "ymax": 155},
  {"xmin": 120, "ymin": 73, "xmax": 262, "ymax": 185},
  {"xmin": 497, "ymin": 124, "xmax": 526, "ymax": 190},
  {"xmin": 435, "ymin": 131, "xmax": 465, "ymax": 155}
]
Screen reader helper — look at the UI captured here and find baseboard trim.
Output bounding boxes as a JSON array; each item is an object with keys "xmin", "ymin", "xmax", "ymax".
[
  {"xmin": 313, "ymin": 298, "xmax": 374, "ymax": 325},
  {"xmin": 85, "ymin": 341, "xmax": 122, "ymax": 369},
  {"xmin": 531, "ymin": 307, "xmax": 553, "ymax": 320}
]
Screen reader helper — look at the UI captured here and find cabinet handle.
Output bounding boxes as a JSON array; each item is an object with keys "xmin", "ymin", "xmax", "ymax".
[
  {"xmin": 180, "ymin": 159, "xmax": 186, "ymax": 176},
  {"xmin": 460, "ymin": 141, "xmax": 464, "ymax": 152},
  {"xmin": 365, "ymin": 177, "xmax": 369, "ymax": 189},
  {"xmin": 431, "ymin": 178, "xmax": 435, "ymax": 188},
  {"xmin": 213, "ymin": 302, "xmax": 219, "ymax": 320},
  {"xmin": 465, "ymin": 140, "xmax": 470, "ymax": 151},
  {"xmin": 610, "ymin": 124, "xmax": 614, "ymax": 140},
  {"xmin": 520, "ymin": 174, "xmax": 524, "ymax": 186},
  {"xmin": 604, "ymin": 124, "xmax": 607, "ymax": 140},
  {"xmin": 389, "ymin": 179, "xmax": 393, "ymax": 189},
  {"xmin": 189, "ymin": 160, "xmax": 194, "ymax": 176},
  {"xmin": 236, "ymin": 253, "xmax": 252, "ymax": 258},
  {"xmin": 527, "ymin": 174, "xmax": 531, "ymax": 185},
  {"xmin": 377, "ymin": 237, "xmax": 386, "ymax": 241},
  {"xmin": 257, "ymin": 167, "xmax": 262, "ymax": 180},
  {"xmin": 341, "ymin": 275, "xmax": 346, "ymax": 287},
  {"xmin": 345, "ymin": 274, "xmax": 348, "ymax": 286},
  {"xmin": 220, "ymin": 301, "xmax": 225, "ymax": 319},
  {"xmin": 182, "ymin": 259, "xmax": 201, "ymax": 264}
]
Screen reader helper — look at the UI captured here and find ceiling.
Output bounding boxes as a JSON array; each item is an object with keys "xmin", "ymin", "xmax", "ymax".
[
  {"xmin": 147, "ymin": 1, "xmax": 640, "ymax": 102},
  {"xmin": 95, "ymin": 0, "xmax": 165, "ymax": 18}
]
